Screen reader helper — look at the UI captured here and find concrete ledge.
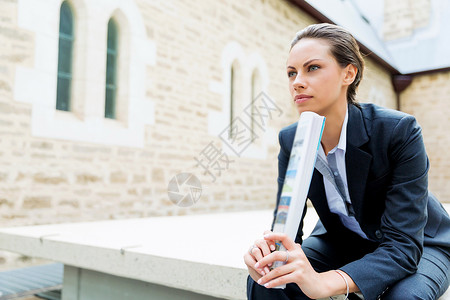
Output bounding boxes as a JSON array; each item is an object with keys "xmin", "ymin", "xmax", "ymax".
[
  {"xmin": 0, "ymin": 210, "xmax": 277, "ymax": 299},
  {"xmin": 0, "ymin": 205, "xmax": 448, "ymax": 299}
]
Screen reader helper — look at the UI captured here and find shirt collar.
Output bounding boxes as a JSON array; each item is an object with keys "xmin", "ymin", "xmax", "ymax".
[{"xmin": 337, "ymin": 107, "xmax": 348, "ymax": 152}]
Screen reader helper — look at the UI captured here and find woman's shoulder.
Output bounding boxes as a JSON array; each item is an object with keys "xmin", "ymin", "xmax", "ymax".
[
  {"xmin": 358, "ymin": 103, "xmax": 420, "ymax": 133},
  {"xmin": 279, "ymin": 122, "xmax": 298, "ymax": 135},
  {"xmin": 356, "ymin": 103, "xmax": 424, "ymax": 155},
  {"xmin": 277, "ymin": 122, "xmax": 298, "ymax": 152},
  {"xmin": 359, "ymin": 102, "xmax": 412, "ymax": 121}
]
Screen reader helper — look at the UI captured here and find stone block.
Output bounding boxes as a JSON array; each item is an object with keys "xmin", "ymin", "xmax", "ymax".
[
  {"xmin": 30, "ymin": 141, "xmax": 53, "ymax": 150},
  {"xmin": 22, "ymin": 196, "xmax": 52, "ymax": 209},
  {"xmin": 132, "ymin": 174, "xmax": 146, "ymax": 183},
  {"xmin": 0, "ymin": 198, "xmax": 13, "ymax": 208},
  {"xmin": 58, "ymin": 199, "xmax": 80, "ymax": 209},
  {"xmin": 110, "ymin": 171, "xmax": 128, "ymax": 184},
  {"xmin": 76, "ymin": 173, "xmax": 102, "ymax": 184},
  {"xmin": 0, "ymin": 172, "xmax": 8, "ymax": 182},
  {"xmin": 33, "ymin": 173, "xmax": 67, "ymax": 185},
  {"xmin": 151, "ymin": 168, "xmax": 165, "ymax": 182}
]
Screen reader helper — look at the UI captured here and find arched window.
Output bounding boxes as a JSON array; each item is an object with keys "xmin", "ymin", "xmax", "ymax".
[
  {"xmin": 56, "ymin": 1, "xmax": 74, "ymax": 111},
  {"xmin": 105, "ymin": 18, "xmax": 119, "ymax": 119}
]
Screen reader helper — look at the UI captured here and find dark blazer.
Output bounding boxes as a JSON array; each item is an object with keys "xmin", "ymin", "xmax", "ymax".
[{"xmin": 274, "ymin": 103, "xmax": 450, "ymax": 299}]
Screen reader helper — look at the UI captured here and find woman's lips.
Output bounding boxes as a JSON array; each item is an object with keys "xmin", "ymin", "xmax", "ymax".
[{"xmin": 294, "ymin": 94, "xmax": 312, "ymax": 104}]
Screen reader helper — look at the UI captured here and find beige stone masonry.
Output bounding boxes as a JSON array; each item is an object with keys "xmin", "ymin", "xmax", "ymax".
[
  {"xmin": 383, "ymin": 0, "xmax": 431, "ymax": 41},
  {"xmin": 400, "ymin": 71, "xmax": 450, "ymax": 202}
]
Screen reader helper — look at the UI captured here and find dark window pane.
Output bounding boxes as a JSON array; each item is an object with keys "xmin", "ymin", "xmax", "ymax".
[
  {"xmin": 106, "ymin": 53, "xmax": 117, "ymax": 84},
  {"xmin": 56, "ymin": 77, "xmax": 71, "ymax": 111},
  {"xmin": 58, "ymin": 38, "xmax": 73, "ymax": 74},
  {"xmin": 229, "ymin": 66, "xmax": 235, "ymax": 138},
  {"xmin": 251, "ymin": 71, "xmax": 257, "ymax": 137},
  {"xmin": 107, "ymin": 19, "xmax": 118, "ymax": 50},
  {"xmin": 56, "ymin": 1, "xmax": 74, "ymax": 111},
  {"xmin": 105, "ymin": 18, "xmax": 118, "ymax": 119},
  {"xmin": 59, "ymin": 2, "xmax": 73, "ymax": 35},
  {"xmin": 105, "ymin": 87, "xmax": 116, "ymax": 119}
]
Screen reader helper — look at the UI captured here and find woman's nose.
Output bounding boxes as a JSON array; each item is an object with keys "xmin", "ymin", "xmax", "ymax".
[{"xmin": 293, "ymin": 73, "xmax": 306, "ymax": 89}]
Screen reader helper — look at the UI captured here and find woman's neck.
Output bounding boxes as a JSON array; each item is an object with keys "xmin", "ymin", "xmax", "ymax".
[{"xmin": 321, "ymin": 104, "xmax": 347, "ymax": 155}]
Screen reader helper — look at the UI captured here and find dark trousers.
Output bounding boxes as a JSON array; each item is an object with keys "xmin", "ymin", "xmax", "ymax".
[{"xmin": 247, "ymin": 233, "xmax": 450, "ymax": 300}]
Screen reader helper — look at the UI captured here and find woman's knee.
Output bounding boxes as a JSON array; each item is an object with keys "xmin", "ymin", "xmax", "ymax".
[{"xmin": 382, "ymin": 276, "xmax": 438, "ymax": 300}]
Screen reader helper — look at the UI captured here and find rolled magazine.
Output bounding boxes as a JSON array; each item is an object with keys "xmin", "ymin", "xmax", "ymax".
[{"xmin": 271, "ymin": 111, "xmax": 325, "ymax": 289}]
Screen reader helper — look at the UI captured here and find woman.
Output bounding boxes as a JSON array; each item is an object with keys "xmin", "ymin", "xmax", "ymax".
[{"xmin": 244, "ymin": 23, "xmax": 450, "ymax": 300}]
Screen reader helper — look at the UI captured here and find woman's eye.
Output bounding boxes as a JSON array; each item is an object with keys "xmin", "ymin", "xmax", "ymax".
[
  {"xmin": 308, "ymin": 65, "xmax": 320, "ymax": 71},
  {"xmin": 288, "ymin": 71, "xmax": 297, "ymax": 78}
]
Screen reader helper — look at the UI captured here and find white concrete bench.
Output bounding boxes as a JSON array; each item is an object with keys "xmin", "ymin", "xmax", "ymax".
[{"xmin": 0, "ymin": 206, "xmax": 448, "ymax": 300}]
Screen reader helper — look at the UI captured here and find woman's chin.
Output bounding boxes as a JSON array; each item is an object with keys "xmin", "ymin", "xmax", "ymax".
[{"xmin": 296, "ymin": 107, "xmax": 315, "ymax": 115}]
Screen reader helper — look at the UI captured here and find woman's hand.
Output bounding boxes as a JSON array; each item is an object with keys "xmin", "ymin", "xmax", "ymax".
[
  {"xmin": 243, "ymin": 230, "xmax": 277, "ymax": 282},
  {"xmin": 254, "ymin": 232, "xmax": 333, "ymax": 299}
]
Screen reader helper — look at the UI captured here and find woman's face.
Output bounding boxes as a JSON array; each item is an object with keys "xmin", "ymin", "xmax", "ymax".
[{"xmin": 287, "ymin": 38, "xmax": 352, "ymax": 117}]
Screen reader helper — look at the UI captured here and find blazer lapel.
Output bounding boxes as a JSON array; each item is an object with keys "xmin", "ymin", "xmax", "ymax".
[
  {"xmin": 308, "ymin": 169, "xmax": 328, "ymax": 213},
  {"xmin": 346, "ymin": 104, "xmax": 372, "ymax": 220},
  {"xmin": 309, "ymin": 168, "xmax": 348, "ymax": 231}
]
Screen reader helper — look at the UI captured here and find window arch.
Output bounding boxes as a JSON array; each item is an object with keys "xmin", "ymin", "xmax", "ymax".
[
  {"xmin": 105, "ymin": 18, "xmax": 119, "ymax": 119},
  {"xmin": 56, "ymin": 1, "xmax": 74, "ymax": 111}
]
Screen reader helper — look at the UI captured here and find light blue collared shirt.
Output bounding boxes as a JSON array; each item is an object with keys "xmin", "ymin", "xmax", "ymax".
[{"xmin": 318, "ymin": 108, "xmax": 368, "ymax": 239}]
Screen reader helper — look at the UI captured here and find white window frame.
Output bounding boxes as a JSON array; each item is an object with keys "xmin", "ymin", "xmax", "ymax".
[
  {"xmin": 14, "ymin": 0, "xmax": 156, "ymax": 148},
  {"xmin": 208, "ymin": 41, "xmax": 275, "ymax": 159}
]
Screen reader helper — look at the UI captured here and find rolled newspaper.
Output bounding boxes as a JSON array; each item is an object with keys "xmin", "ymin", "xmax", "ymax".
[{"xmin": 270, "ymin": 111, "xmax": 325, "ymax": 289}]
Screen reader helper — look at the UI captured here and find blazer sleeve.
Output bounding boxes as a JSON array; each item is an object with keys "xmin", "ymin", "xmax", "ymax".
[{"xmin": 341, "ymin": 115, "xmax": 429, "ymax": 300}]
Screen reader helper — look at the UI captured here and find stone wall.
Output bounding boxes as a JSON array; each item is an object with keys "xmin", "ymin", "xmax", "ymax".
[
  {"xmin": 358, "ymin": 58, "xmax": 398, "ymax": 109},
  {"xmin": 383, "ymin": 0, "xmax": 431, "ymax": 41},
  {"xmin": 382, "ymin": 0, "xmax": 450, "ymax": 202},
  {"xmin": 400, "ymin": 71, "xmax": 450, "ymax": 202}
]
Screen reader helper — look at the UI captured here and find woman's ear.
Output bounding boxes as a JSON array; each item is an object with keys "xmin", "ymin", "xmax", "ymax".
[{"xmin": 342, "ymin": 64, "xmax": 358, "ymax": 86}]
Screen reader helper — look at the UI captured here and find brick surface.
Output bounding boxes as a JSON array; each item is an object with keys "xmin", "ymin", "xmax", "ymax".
[
  {"xmin": 383, "ymin": 0, "xmax": 430, "ymax": 40},
  {"xmin": 400, "ymin": 71, "xmax": 450, "ymax": 202}
]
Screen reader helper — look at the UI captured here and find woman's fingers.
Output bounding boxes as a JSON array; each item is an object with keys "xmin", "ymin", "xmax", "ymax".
[
  {"xmin": 244, "ymin": 230, "xmax": 277, "ymax": 276},
  {"xmin": 255, "ymin": 257, "xmax": 297, "ymax": 287},
  {"xmin": 251, "ymin": 243, "xmax": 271, "ymax": 275},
  {"xmin": 263, "ymin": 232, "xmax": 297, "ymax": 251},
  {"xmin": 243, "ymin": 250, "xmax": 265, "ymax": 277},
  {"xmin": 260, "ymin": 272, "xmax": 297, "ymax": 289},
  {"xmin": 255, "ymin": 249, "xmax": 290, "ymax": 270},
  {"xmin": 247, "ymin": 237, "xmax": 274, "ymax": 275},
  {"xmin": 255, "ymin": 237, "xmax": 272, "ymax": 257},
  {"xmin": 263, "ymin": 230, "xmax": 276, "ymax": 251},
  {"xmin": 249, "ymin": 246, "xmax": 266, "ymax": 275}
]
